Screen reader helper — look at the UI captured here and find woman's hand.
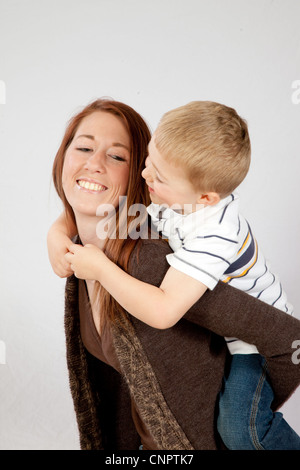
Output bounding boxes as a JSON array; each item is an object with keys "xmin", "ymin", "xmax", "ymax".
[{"xmin": 65, "ymin": 243, "xmax": 105, "ymax": 281}]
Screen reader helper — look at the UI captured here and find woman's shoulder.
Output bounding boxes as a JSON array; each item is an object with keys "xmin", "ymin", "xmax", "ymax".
[
  {"xmin": 128, "ymin": 238, "xmax": 171, "ymax": 286},
  {"xmin": 134, "ymin": 237, "xmax": 172, "ymax": 257}
]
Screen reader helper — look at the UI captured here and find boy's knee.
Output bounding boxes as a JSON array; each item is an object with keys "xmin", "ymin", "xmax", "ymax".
[
  {"xmin": 217, "ymin": 412, "xmax": 257, "ymax": 450},
  {"xmin": 217, "ymin": 394, "xmax": 258, "ymax": 450}
]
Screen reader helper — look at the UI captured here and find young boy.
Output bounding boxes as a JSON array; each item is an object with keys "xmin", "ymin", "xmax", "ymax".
[{"xmin": 49, "ymin": 101, "xmax": 300, "ymax": 449}]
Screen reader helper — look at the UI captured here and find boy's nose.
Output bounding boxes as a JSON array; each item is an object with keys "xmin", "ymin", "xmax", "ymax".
[
  {"xmin": 141, "ymin": 166, "xmax": 148, "ymax": 179},
  {"xmin": 142, "ymin": 157, "xmax": 152, "ymax": 180}
]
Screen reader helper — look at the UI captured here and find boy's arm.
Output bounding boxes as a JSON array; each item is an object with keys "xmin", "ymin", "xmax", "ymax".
[
  {"xmin": 65, "ymin": 243, "xmax": 207, "ymax": 329},
  {"xmin": 129, "ymin": 239, "xmax": 300, "ymax": 410},
  {"xmin": 47, "ymin": 212, "xmax": 77, "ymax": 278}
]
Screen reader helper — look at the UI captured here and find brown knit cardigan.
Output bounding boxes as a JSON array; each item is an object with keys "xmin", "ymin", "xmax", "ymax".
[{"xmin": 64, "ymin": 239, "xmax": 300, "ymax": 450}]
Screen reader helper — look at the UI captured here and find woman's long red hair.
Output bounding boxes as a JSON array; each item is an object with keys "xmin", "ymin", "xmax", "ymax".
[{"xmin": 52, "ymin": 99, "xmax": 151, "ymax": 328}]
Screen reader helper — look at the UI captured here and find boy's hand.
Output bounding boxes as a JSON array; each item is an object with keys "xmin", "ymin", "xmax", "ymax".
[
  {"xmin": 65, "ymin": 243, "xmax": 105, "ymax": 281},
  {"xmin": 47, "ymin": 231, "xmax": 74, "ymax": 278}
]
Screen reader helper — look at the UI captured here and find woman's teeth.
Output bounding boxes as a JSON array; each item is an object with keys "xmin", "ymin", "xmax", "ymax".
[{"xmin": 77, "ymin": 180, "xmax": 106, "ymax": 192}]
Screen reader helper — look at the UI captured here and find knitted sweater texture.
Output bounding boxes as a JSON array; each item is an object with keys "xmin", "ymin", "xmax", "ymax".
[{"xmin": 64, "ymin": 239, "xmax": 300, "ymax": 450}]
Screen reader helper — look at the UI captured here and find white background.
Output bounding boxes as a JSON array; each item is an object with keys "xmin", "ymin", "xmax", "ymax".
[{"xmin": 0, "ymin": 0, "xmax": 299, "ymax": 450}]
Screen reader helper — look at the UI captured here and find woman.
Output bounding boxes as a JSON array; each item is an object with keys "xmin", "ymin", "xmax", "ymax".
[{"xmin": 49, "ymin": 99, "xmax": 300, "ymax": 450}]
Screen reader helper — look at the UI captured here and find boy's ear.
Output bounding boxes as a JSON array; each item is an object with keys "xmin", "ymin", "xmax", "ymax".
[{"xmin": 197, "ymin": 192, "xmax": 220, "ymax": 206}]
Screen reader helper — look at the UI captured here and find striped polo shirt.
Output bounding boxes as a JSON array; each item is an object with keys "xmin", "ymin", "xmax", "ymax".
[{"xmin": 147, "ymin": 194, "xmax": 293, "ymax": 354}]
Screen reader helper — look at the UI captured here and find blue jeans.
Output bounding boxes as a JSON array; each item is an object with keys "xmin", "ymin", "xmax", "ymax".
[{"xmin": 217, "ymin": 354, "xmax": 300, "ymax": 450}]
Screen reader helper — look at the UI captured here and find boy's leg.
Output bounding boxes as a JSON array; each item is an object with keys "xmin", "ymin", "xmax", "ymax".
[{"xmin": 217, "ymin": 354, "xmax": 300, "ymax": 450}]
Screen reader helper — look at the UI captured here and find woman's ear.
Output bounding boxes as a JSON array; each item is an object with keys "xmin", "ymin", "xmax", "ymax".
[{"xmin": 197, "ymin": 192, "xmax": 220, "ymax": 206}]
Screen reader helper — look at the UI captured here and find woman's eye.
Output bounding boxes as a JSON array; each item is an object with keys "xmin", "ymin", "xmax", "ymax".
[
  {"xmin": 77, "ymin": 147, "xmax": 92, "ymax": 153},
  {"xmin": 109, "ymin": 154, "xmax": 126, "ymax": 162}
]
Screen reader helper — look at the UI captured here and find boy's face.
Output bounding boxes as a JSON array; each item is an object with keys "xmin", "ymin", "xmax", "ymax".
[{"xmin": 141, "ymin": 136, "xmax": 202, "ymax": 212}]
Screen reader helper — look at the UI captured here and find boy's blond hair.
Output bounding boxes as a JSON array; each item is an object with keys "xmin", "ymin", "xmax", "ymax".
[{"xmin": 154, "ymin": 101, "xmax": 251, "ymax": 198}]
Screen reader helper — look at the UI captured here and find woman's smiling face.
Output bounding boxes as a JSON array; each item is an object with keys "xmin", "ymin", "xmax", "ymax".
[{"xmin": 62, "ymin": 111, "xmax": 131, "ymax": 218}]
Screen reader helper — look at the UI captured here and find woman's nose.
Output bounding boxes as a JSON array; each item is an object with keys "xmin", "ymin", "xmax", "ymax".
[{"xmin": 84, "ymin": 150, "xmax": 106, "ymax": 173}]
